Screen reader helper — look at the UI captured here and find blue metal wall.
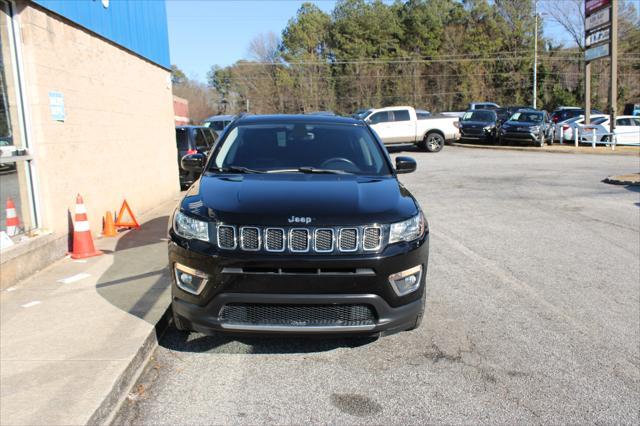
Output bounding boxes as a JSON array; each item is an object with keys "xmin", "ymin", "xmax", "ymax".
[{"xmin": 32, "ymin": 0, "xmax": 170, "ymax": 69}]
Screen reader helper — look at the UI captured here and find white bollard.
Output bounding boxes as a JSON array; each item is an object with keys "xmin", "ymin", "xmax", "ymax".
[
  {"xmin": 592, "ymin": 128, "xmax": 596, "ymax": 149},
  {"xmin": 612, "ymin": 134, "xmax": 616, "ymax": 151},
  {"xmin": 575, "ymin": 127, "xmax": 579, "ymax": 147},
  {"xmin": 559, "ymin": 126, "xmax": 563, "ymax": 145}
]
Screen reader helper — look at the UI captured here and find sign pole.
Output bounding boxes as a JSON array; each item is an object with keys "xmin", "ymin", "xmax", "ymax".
[
  {"xmin": 585, "ymin": 62, "xmax": 591, "ymax": 125},
  {"xmin": 609, "ymin": 1, "xmax": 617, "ymax": 136}
]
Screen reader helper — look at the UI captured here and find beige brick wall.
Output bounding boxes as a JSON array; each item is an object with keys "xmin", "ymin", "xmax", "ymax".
[{"xmin": 16, "ymin": 2, "xmax": 179, "ymax": 237}]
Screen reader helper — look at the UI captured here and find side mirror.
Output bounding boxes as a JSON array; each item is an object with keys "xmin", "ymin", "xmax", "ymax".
[
  {"xmin": 395, "ymin": 156, "xmax": 417, "ymax": 174},
  {"xmin": 181, "ymin": 153, "xmax": 206, "ymax": 173}
]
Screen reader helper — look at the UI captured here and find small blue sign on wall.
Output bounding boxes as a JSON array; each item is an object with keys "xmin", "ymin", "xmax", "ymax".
[{"xmin": 48, "ymin": 91, "xmax": 65, "ymax": 121}]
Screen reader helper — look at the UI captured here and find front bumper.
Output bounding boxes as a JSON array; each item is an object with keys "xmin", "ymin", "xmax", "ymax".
[
  {"xmin": 500, "ymin": 131, "xmax": 540, "ymax": 142},
  {"xmin": 168, "ymin": 232, "xmax": 429, "ymax": 335}
]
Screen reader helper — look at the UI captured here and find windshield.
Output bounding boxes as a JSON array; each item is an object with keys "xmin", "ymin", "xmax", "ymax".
[
  {"xmin": 462, "ymin": 110, "xmax": 496, "ymax": 121},
  {"xmin": 205, "ymin": 120, "xmax": 230, "ymax": 131},
  {"xmin": 211, "ymin": 123, "xmax": 391, "ymax": 175},
  {"xmin": 510, "ymin": 112, "xmax": 543, "ymax": 123}
]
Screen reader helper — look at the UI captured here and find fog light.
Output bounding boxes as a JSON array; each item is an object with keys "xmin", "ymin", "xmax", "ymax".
[
  {"xmin": 174, "ymin": 263, "xmax": 208, "ymax": 295},
  {"xmin": 388, "ymin": 265, "xmax": 422, "ymax": 296}
]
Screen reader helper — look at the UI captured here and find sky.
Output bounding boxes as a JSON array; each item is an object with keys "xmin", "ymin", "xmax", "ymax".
[{"xmin": 165, "ymin": 0, "xmax": 572, "ymax": 82}]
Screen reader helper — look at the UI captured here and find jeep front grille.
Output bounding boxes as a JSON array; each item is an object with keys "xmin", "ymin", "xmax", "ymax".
[
  {"xmin": 217, "ymin": 225, "xmax": 383, "ymax": 254},
  {"xmin": 338, "ymin": 228, "xmax": 358, "ymax": 252},
  {"xmin": 217, "ymin": 225, "xmax": 236, "ymax": 250},
  {"xmin": 363, "ymin": 227, "xmax": 382, "ymax": 251},
  {"xmin": 219, "ymin": 303, "xmax": 377, "ymax": 327},
  {"xmin": 289, "ymin": 229, "xmax": 309, "ymax": 252}
]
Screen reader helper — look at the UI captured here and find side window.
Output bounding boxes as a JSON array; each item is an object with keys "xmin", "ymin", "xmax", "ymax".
[
  {"xmin": 369, "ymin": 111, "xmax": 390, "ymax": 124},
  {"xmin": 176, "ymin": 129, "xmax": 189, "ymax": 150},
  {"xmin": 392, "ymin": 110, "xmax": 411, "ymax": 122},
  {"xmin": 204, "ymin": 129, "xmax": 217, "ymax": 146},
  {"xmin": 631, "ymin": 118, "xmax": 640, "ymax": 126},
  {"xmin": 195, "ymin": 129, "xmax": 208, "ymax": 149},
  {"xmin": 616, "ymin": 118, "xmax": 631, "ymax": 126}
]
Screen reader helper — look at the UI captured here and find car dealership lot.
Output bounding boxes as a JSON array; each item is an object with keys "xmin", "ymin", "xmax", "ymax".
[{"xmin": 116, "ymin": 146, "xmax": 639, "ymax": 424}]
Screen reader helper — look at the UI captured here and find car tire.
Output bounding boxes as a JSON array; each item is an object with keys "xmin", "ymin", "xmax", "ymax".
[{"xmin": 423, "ymin": 132, "xmax": 444, "ymax": 152}]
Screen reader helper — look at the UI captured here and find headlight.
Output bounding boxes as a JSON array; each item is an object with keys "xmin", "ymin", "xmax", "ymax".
[
  {"xmin": 531, "ymin": 126, "xmax": 540, "ymax": 133},
  {"xmin": 389, "ymin": 212, "xmax": 426, "ymax": 244},
  {"xmin": 174, "ymin": 211, "xmax": 210, "ymax": 242}
]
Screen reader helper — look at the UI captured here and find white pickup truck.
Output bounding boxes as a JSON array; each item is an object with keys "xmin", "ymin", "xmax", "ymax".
[{"xmin": 361, "ymin": 106, "xmax": 460, "ymax": 152}]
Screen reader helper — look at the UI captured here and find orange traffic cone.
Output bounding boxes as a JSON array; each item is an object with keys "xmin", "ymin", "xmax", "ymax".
[
  {"xmin": 102, "ymin": 211, "xmax": 117, "ymax": 237},
  {"xmin": 70, "ymin": 194, "xmax": 102, "ymax": 259},
  {"xmin": 5, "ymin": 198, "xmax": 20, "ymax": 236}
]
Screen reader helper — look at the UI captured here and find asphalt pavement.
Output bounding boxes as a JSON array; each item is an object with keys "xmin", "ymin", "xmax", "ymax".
[{"xmin": 114, "ymin": 146, "xmax": 640, "ymax": 424}]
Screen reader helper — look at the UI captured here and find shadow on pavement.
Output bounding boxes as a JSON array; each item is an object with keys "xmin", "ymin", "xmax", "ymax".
[
  {"xmin": 95, "ymin": 216, "xmax": 171, "ymax": 325},
  {"xmin": 160, "ymin": 326, "xmax": 377, "ymax": 354}
]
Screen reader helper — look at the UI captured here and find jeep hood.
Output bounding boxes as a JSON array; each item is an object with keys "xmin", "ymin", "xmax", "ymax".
[{"xmin": 181, "ymin": 173, "xmax": 418, "ymax": 226}]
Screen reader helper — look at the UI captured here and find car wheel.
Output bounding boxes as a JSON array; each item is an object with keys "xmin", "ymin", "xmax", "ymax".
[{"xmin": 423, "ymin": 132, "xmax": 444, "ymax": 152}]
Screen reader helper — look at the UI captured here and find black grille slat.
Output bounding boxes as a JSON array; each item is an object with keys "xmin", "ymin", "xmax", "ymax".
[
  {"xmin": 339, "ymin": 228, "xmax": 358, "ymax": 252},
  {"xmin": 220, "ymin": 303, "xmax": 376, "ymax": 327},
  {"xmin": 217, "ymin": 226, "xmax": 236, "ymax": 249},
  {"xmin": 314, "ymin": 229, "xmax": 333, "ymax": 252},
  {"xmin": 265, "ymin": 228, "xmax": 285, "ymax": 252},
  {"xmin": 241, "ymin": 227, "xmax": 260, "ymax": 251},
  {"xmin": 290, "ymin": 229, "xmax": 309, "ymax": 252},
  {"xmin": 363, "ymin": 227, "xmax": 381, "ymax": 250}
]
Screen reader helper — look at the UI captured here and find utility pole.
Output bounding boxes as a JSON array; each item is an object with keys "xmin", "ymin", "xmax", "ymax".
[
  {"xmin": 533, "ymin": 13, "xmax": 538, "ymax": 109},
  {"xmin": 610, "ymin": 0, "xmax": 618, "ymax": 136}
]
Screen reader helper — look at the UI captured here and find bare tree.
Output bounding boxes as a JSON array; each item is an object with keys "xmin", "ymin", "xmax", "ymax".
[{"xmin": 540, "ymin": 0, "xmax": 585, "ymax": 50}]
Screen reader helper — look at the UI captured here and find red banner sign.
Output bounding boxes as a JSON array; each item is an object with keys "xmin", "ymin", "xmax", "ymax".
[{"xmin": 586, "ymin": 0, "xmax": 610, "ymax": 15}]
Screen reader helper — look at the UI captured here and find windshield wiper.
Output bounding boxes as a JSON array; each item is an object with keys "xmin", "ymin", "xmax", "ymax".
[
  {"xmin": 266, "ymin": 167, "xmax": 352, "ymax": 175},
  {"xmin": 212, "ymin": 166, "xmax": 266, "ymax": 174}
]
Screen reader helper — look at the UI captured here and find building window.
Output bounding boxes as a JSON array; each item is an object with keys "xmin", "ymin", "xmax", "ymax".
[{"xmin": 1, "ymin": 1, "xmax": 38, "ymax": 246}]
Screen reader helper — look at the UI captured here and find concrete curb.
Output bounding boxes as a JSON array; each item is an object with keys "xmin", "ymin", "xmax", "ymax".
[
  {"xmin": 87, "ymin": 304, "xmax": 172, "ymax": 426},
  {"xmin": 450, "ymin": 142, "xmax": 640, "ymax": 156},
  {"xmin": 603, "ymin": 176, "xmax": 640, "ymax": 186}
]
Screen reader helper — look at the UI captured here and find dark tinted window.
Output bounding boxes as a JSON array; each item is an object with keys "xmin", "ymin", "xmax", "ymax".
[
  {"xmin": 416, "ymin": 111, "xmax": 431, "ymax": 119},
  {"xmin": 195, "ymin": 129, "xmax": 208, "ymax": 149},
  {"xmin": 207, "ymin": 120, "xmax": 230, "ymax": 131},
  {"xmin": 462, "ymin": 110, "xmax": 496, "ymax": 121},
  {"xmin": 176, "ymin": 128, "xmax": 190, "ymax": 151},
  {"xmin": 212, "ymin": 123, "xmax": 391, "ymax": 175},
  {"xmin": 392, "ymin": 110, "xmax": 411, "ymax": 121},
  {"xmin": 204, "ymin": 129, "xmax": 217, "ymax": 146},
  {"xmin": 369, "ymin": 111, "xmax": 391, "ymax": 124}
]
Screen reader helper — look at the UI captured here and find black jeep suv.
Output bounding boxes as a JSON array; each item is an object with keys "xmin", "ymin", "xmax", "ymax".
[{"xmin": 169, "ymin": 114, "xmax": 429, "ymax": 336}]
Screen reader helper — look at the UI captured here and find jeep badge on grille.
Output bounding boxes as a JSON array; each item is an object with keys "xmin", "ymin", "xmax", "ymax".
[{"xmin": 288, "ymin": 216, "xmax": 312, "ymax": 224}]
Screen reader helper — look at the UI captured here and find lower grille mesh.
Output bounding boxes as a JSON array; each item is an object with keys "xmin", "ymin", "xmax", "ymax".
[{"xmin": 220, "ymin": 303, "xmax": 377, "ymax": 327}]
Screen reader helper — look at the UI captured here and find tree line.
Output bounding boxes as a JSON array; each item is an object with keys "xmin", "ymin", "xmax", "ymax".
[{"xmin": 172, "ymin": 0, "xmax": 640, "ymax": 120}]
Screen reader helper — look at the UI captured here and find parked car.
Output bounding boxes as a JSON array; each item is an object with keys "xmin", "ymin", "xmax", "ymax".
[
  {"xmin": 171, "ymin": 114, "xmax": 429, "ymax": 335},
  {"xmin": 556, "ymin": 115, "xmax": 607, "ymax": 143},
  {"xmin": 551, "ymin": 108, "xmax": 604, "ymax": 141},
  {"xmin": 623, "ymin": 103, "xmax": 640, "ymax": 117},
  {"xmin": 416, "ymin": 109, "xmax": 431, "ymax": 119},
  {"xmin": 176, "ymin": 125, "xmax": 217, "ymax": 188},
  {"xmin": 498, "ymin": 109, "xmax": 552, "ymax": 146},
  {"xmin": 458, "ymin": 109, "xmax": 499, "ymax": 143},
  {"xmin": 352, "ymin": 108, "xmax": 373, "ymax": 119},
  {"xmin": 578, "ymin": 115, "xmax": 640, "ymax": 145},
  {"xmin": 202, "ymin": 115, "xmax": 234, "ymax": 132},
  {"xmin": 467, "ymin": 102, "xmax": 500, "ymax": 110},
  {"xmin": 0, "ymin": 136, "xmax": 16, "ymax": 172},
  {"xmin": 362, "ymin": 106, "xmax": 460, "ymax": 152}
]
